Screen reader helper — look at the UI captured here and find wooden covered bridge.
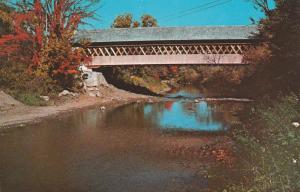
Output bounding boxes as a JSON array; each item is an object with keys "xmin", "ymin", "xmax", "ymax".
[{"xmin": 75, "ymin": 26, "xmax": 257, "ymax": 68}]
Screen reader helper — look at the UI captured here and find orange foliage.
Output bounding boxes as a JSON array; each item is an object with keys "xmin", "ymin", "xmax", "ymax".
[
  {"xmin": 164, "ymin": 101, "xmax": 174, "ymax": 110},
  {"xmin": 212, "ymin": 147, "xmax": 235, "ymax": 168},
  {"xmin": 243, "ymin": 43, "xmax": 272, "ymax": 65},
  {"xmin": 169, "ymin": 66, "xmax": 178, "ymax": 73},
  {"xmin": 0, "ymin": 0, "xmax": 91, "ymax": 85}
]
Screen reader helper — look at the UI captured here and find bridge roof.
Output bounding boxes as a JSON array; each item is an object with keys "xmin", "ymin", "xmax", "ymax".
[{"xmin": 75, "ymin": 25, "xmax": 257, "ymax": 44}]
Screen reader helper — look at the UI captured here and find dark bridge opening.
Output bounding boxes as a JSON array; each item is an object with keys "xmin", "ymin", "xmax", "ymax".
[{"xmin": 96, "ymin": 67, "xmax": 161, "ymax": 96}]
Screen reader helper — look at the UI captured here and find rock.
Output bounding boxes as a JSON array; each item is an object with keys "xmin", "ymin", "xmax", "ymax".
[
  {"xmin": 292, "ymin": 122, "xmax": 300, "ymax": 128},
  {"xmin": 86, "ymin": 87, "xmax": 100, "ymax": 91},
  {"xmin": 40, "ymin": 96, "xmax": 49, "ymax": 101},
  {"xmin": 58, "ymin": 90, "xmax": 77, "ymax": 97},
  {"xmin": 96, "ymin": 92, "xmax": 101, "ymax": 97},
  {"xmin": 88, "ymin": 92, "xmax": 101, "ymax": 97},
  {"xmin": 194, "ymin": 99, "xmax": 200, "ymax": 103},
  {"xmin": 72, "ymin": 93, "xmax": 79, "ymax": 97},
  {"xmin": 293, "ymin": 158, "xmax": 297, "ymax": 164},
  {"xmin": 79, "ymin": 64, "xmax": 92, "ymax": 72},
  {"xmin": 100, "ymin": 106, "xmax": 106, "ymax": 110},
  {"xmin": 88, "ymin": 92, "xmax": 96, "ymax": 97},
  {"xmin": 59, "ymin": 90, "xmax": 70, "ymax": 97},
  {"xmin": 81, "ymin": 70, "xmax": 109, "ymax": 97},
  {"xmin": 82, "ymin": 71, "xmax": 108, "ymax": 87}
]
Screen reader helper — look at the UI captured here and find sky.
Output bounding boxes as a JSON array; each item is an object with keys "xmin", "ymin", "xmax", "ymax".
[{"xmin": 82, "ymin": 0, "xmax": 275, "ymax": 30}]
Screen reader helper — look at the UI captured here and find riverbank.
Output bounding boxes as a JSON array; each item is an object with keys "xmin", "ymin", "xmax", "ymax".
[{"xmin": 0, "ymin": 86, "xmax": 154, "ymax": 128}]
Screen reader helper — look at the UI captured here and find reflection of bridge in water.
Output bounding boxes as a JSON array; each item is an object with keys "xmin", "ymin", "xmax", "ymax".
[{"xmin": 75, "ymin": 26, "xmax": 257, "ymax": 67}]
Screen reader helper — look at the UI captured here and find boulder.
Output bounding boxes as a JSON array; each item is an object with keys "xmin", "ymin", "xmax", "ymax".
[
  {"xmin": 58, "ymin": 90, "xmax": 71, "ymax": 97},
  {"xmin": 292, "ymin": 122, "xmax": 300, "ymax": 128},
  {"xmin": 40, "ymin": 96, "xmax": 50, "ymax": 101},
  {"xmin": 81, "ymin": 69, "xmax": 109, "ymax": 97},
  {"xmin": 58, "ymin": 90, "xmax": 78, "ymax": 97},
  {"xmin": 82, "ymin": 71, "xmax": 109, "ymax": 87}
]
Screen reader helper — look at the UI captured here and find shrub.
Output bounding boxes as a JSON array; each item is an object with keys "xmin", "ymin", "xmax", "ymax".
[{"xmin": 222, "ymin": 93, "xmax": 300, "ymax": 192}]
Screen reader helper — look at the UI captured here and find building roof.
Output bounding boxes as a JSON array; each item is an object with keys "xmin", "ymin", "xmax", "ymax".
[{"xmin": 75, "ymin": 26, "xmax": 257, "ymax": 43}]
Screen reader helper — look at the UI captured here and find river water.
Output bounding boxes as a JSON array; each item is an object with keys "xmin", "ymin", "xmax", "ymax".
[{"xmin": 0, "ymin": 88, "xmax": 248, "ymax": 192}]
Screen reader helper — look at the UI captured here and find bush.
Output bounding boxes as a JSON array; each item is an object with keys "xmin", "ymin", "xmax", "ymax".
[
  {"xmin": 105, "ymin": 65, "xmax": 250, "ymax": 95},
  {"xmin": 0, "ymin": 60, "xmax": 60, "ymax": 105},
  {"xmin": 9, "ymin": 91, "xmax": 47, "ymax": 106},
  {"xmin": 222, "ymin": 93, "xmax": 300, "ymax": 192}
]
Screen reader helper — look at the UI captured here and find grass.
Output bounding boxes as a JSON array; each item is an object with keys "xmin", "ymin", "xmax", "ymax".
[
  {"xmin": 8, "ymin": 90, "xmax": 48, "ymax": 106},
  {"xmin": 221, "ymin": 93, "xmax": 300, "ymax": 192}
]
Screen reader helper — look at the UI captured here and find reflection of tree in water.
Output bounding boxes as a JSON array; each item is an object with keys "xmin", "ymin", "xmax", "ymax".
[
  {"xmin": 104, "ymin": 103, "xmax": 155, "ymax": 129},
  {"xmin": 103, "ymin": 101, "xmax": 244, "ymax": 132},
  {"xmin": 209, "ymin": 102, "xmax": 244, "ymax": 125},
  {"xmin": 166, "ymin": 87, "xmax": 203, "ymax": 99}
]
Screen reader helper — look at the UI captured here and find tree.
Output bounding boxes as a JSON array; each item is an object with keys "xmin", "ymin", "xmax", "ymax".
[
  {"xmin": 251, "ymin": 0, "xmax": 271, "ymax": 13},
  {"xmin": 0, "ymin": 1, "xmax": 13, "ymax": 35},
  {"xmin": 244, "ymin": 0, "xmax": 300, "ymax": 92},
  {"xmin": 0, "ymin": 0, "xmax": 98, "ymax": 89},
  {"xmin": 111, "ymin": 13, "xmax": 158, "ymax": 28},
  {"xmin": 132, "ymin": 21, "xmax": 140, "ymax": 28},
  {"xmin": 111, "ymin": 13, "xmax": 133, "ymax": 28},
  {"xmin": 141, "ymin": 14, "xmax": 158, "ymax": 27}
]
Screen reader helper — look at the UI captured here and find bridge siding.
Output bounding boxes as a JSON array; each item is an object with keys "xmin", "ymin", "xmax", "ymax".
[{"xmin": 88, "ymin": 54, "xmax": 245, "ymax": 67}]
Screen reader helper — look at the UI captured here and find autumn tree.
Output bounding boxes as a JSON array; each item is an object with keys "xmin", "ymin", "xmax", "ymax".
[
  {"xmin": 243, "ymin": 0, "xmax": 300, "ymax": 93},
  {"xmin": 111, "ymin": 13, "xmax": 134, "ymax": 28},
  {"xmin": 111, "ymin": 13, "xmax": 158, "ymax": 28},
  {"xmin": 132, "ymin": 21, "xmax": 140, "ymax": 28},
  {"xmin": 0, "ymin": 0, "xmax": 98, "ymax": 90},
  {"xmin": 0, "ymin": 1, "xmax": 13, "ymax": 35},
  {"xmin": 141, "ymin": 14, "xmax": 158, "ymax": 27}
]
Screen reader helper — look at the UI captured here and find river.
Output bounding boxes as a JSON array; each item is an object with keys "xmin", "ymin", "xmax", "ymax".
[{"xmin": 0, "ymin": 88, "xmax": 249, "ymax": 192}]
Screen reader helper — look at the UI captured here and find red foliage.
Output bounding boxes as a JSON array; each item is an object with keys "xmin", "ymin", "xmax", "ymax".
[
  {"xmin": 0, "ymin": 13, "xmax": 34, "ymax": 62},
  {"xmin": 169, "ymin": 66, "xmax": 178, "ymax": 73},
  {"xmin": 0, "ymin": 0, "xmax": 91, "ymax": 81},
  {"xmin": 164, "ymin": 101, "xmax": 174, "ymax": 110},
  {"xmin": 212, "ymin": 147, "xmax": 235, "ymax": 168}
]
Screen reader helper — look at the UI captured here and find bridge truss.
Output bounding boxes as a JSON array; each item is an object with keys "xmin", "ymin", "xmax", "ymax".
[
  {"xmin": 85, "ymin": 43, "xmax": 250, "ymax": 57},
  {"xmin": 83, "ymin": 43, "xmax": 252, "ymax": 67}
]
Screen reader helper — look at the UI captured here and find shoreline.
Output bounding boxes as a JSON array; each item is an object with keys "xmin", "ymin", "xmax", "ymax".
[
  {"xmin": 0, "ymin": 86, "xmax": 154, "ymax": 129},
  {"xmin": 0, "ymin": 85, "xmax": 253, "ymax": 129}
]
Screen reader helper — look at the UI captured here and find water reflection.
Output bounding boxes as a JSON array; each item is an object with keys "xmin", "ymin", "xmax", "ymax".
[
  {"xmin": 144, "ymin": 100, "xmax": 228, "ymax": 132},
  {"xmin": 0, "ymin": 98, "xmax": 246, "ymax": 192},
  {"xmin": 165, "ymin": 87, "xmax": 203, "ymax": 99}
]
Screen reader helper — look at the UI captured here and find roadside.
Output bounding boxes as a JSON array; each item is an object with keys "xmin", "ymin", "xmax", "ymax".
[{"xmin": 0, "ymin": 86, "xmax": 154, "ymax": 128}]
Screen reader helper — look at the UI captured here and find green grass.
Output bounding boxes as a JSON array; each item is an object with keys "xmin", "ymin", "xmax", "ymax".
[{"xmin": 9, "ymin": 90, "xmax": 48, "ymax": 106}]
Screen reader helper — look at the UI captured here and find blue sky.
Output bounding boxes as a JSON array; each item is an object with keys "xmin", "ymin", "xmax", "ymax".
[{"xmin": 82, "ymin": 0, "xmax": 275, "ymax": 29}]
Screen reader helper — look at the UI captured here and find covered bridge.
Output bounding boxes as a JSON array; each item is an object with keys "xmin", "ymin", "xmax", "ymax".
[{"xmin": 75, "ymin": 26, "xmax": 257, "ymax": 67}]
